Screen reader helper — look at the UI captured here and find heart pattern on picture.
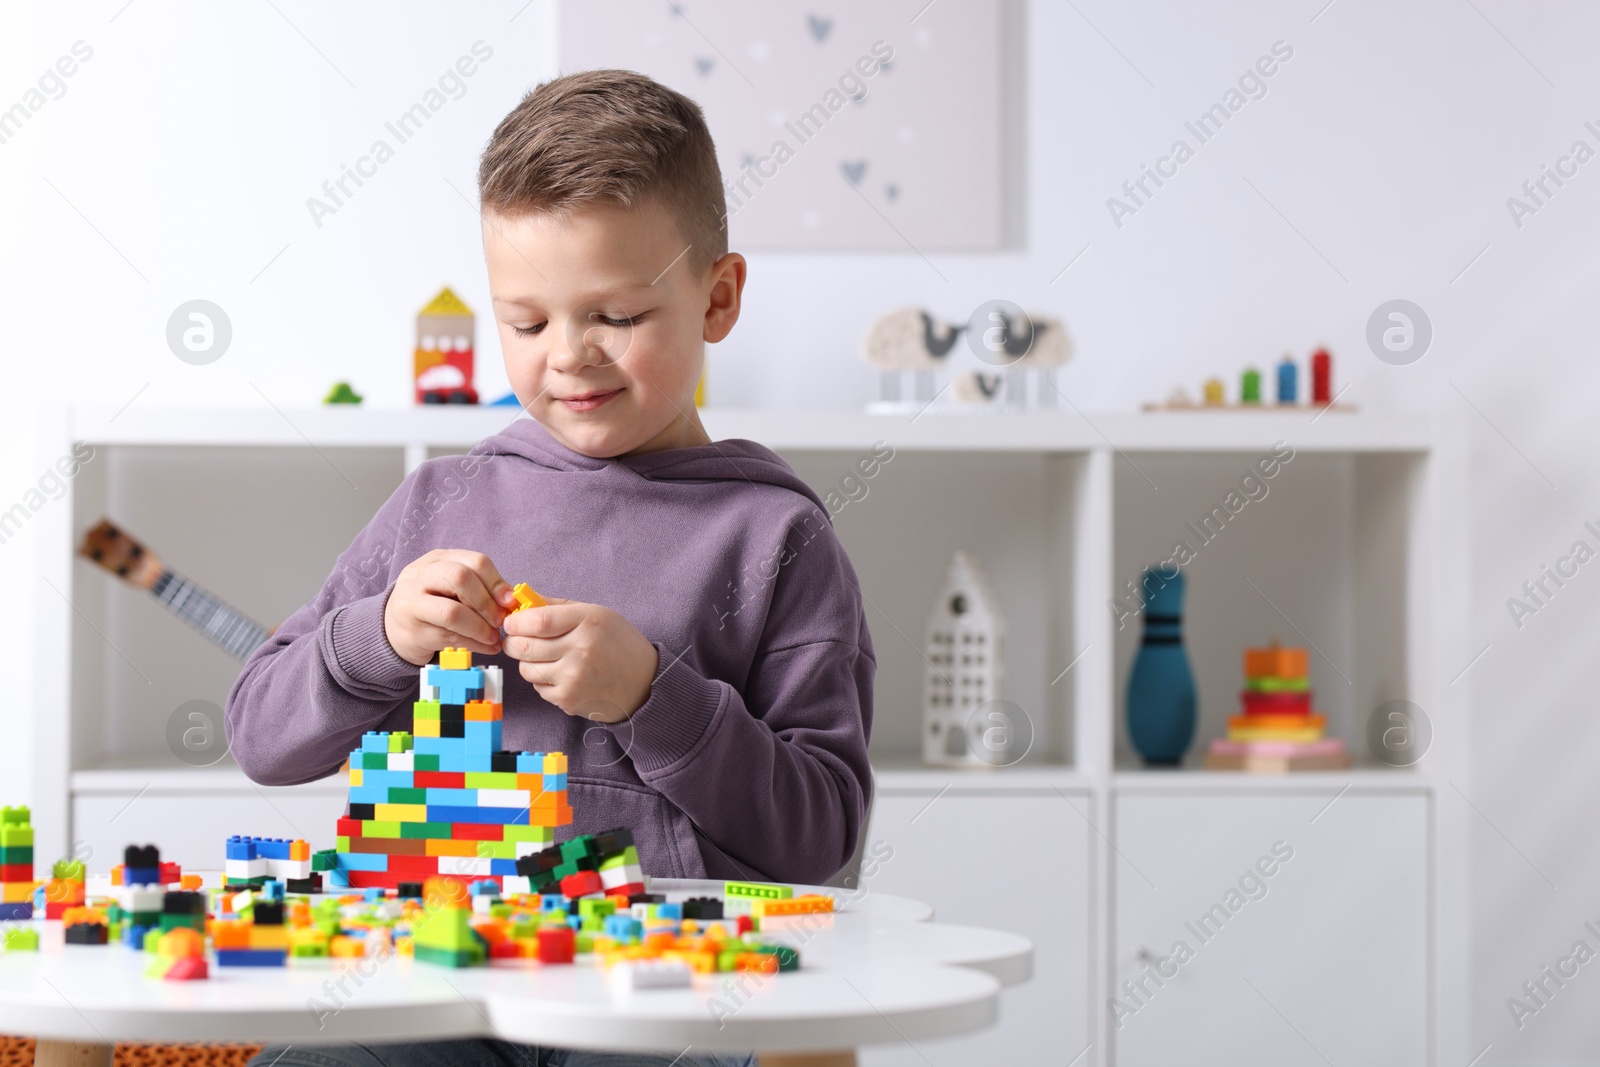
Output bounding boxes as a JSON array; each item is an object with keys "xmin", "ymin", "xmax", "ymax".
[
  {"xmin": 694, "ymin": 56, "xmax": 713, "ymax": 75},
  {"xmin": 807, "ymin": 14, "xmax": 833, "ymax": 42},
  {"xmin": 840, "ymin": 160, "xmax": 867, "ymax": 185},
  {"xmin": 885, "ymin": 183, "xmax": 900, "ymax": 201}
]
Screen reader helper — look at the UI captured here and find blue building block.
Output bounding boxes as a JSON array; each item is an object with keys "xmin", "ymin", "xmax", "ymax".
[
  {"xmin": 541, "ymin": 894, "xmax": 566, "ymax": 911},
  {"xmin": 489, "ymin": 859, "xmax": 519, "ymax": 876},
  {"xmin": 464, "ymin": 720, "xmax": 502, "ymax": 752},
  {"xmin": 361, "ymin": 732, "xmax": 390, "ymax": 754},
  {"xmin": 363, "ymin": 887, "xmax": 386, "ymax": 903},
  {"xmin": 424, "ymin": 788, "xmax": 479, "ymax": 806},
  {"xmin": 215, "ymin": 949, "xmax": 287, "ymax": 967},
  {"xmin": 328, "ymin": 869, "xmax": 352, "ymax": 888},
  {"xmin": 346, "ymin": 785, "xmax": 394, "ymax": 805},
  {"xmin": 0, "ymin": 902, "xmax": 32, "ymax": 921},
  {"xmin": 413, "ymin": 736, "xmax": 467, "ymax": 758},
  {"xmin": 425, "ymin": 805, "xmax": 528, "ymax": 825},
  {"xmin": 463, "ymin": 753, "xmax": 494, "ymax": 773},
  {"xmin": 335, "ymin": 851, "xmax": 389, "ymax": 872},
  {"xmin": 604, "ymin": 915, "xmax": 641, "ymax": 941},
  {"xmin": 259, "ymin": 881, "xmax": 285, "ymax": 901},
  {"xmin": 425, "ymin": 666, "xmax": 486, "ymax": 705},
  {"xmin": 123, "ymin": 866, "xmax": 160, "ymax": 886},
  {"xmin": 358, "ymin": 769, "xmax": 417, "ymax": 790},
  {"xmin": 256, "ymin": 838, "xmax": 292, "ymax": 860},
  {"xmin": 469, "ymin": 879, "xmax": 500, "ymax": 897},
  {"xmin": 516, "ymin": 752, "xmax": 547, "ymax": 774},
  {"xmin": 542, "ymin": 773, "xmax": 567, "ymax": 792},
  {"xmin": 655, "ymin": 902, "xmax": 682, "ymax": 921},
  {"xmin": 225, "ymin": 836, "xmax": 257, "ymax": 860}
]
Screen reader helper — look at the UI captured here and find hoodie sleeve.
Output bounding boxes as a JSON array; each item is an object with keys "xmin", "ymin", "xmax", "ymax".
[
  {"xmin": 224, "ymin": 472, "xmax": 427, "ymax": 786},
  {"xmin": 609, "ymin": 514, "xmax": 875, "ymax": 885}
]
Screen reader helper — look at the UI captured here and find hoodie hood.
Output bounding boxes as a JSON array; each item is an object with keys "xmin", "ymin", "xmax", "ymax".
[{"xmin": 472, "ymin": 416, "xmax": 830, "ymax": 515}]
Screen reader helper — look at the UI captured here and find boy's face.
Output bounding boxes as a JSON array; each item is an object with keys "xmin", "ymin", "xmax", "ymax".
[{"xmin": 482, "ymin": 200, "xmax": 744, "ymax": 458}]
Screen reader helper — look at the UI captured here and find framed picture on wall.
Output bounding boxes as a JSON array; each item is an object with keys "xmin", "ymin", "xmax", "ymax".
[{"xmin": 557, "ymin": 0, "xmax": 1005, "ymax": 251}]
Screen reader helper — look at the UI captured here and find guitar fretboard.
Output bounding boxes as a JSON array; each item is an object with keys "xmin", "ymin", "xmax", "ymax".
[{"xmin": 150, "ymin": 570, "xmax": 272, "ymax": 661}]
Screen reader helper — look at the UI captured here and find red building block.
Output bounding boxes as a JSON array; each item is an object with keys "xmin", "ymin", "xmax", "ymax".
[
  {"xmin": 537, "ymin": 926, "xmax": 575, "ymax": 964},
  {"xmin": 559, "ymin": 870, "xmax": 603, "ymax": 899}
]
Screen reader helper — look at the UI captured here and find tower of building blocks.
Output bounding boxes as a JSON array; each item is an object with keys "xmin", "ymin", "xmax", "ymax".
[
  {"xmin": 0, "ymin": 807, "xmax": 37, "ymax": 921},
  {"xmin": 42, "ymin": 858, "xmax": 86, "ymax": 919},
  {"xmin": 334, "ymin": 647, "xmax": 574, "ymax": 891},
  {"xmin": 1204, "ymin": 642, "xmax": 1351, "ymax": 772}
]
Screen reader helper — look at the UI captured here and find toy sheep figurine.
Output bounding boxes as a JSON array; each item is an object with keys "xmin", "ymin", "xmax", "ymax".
[{"xmin": 862, "ymin": 307, "xmax": 965, "ymax": 405}]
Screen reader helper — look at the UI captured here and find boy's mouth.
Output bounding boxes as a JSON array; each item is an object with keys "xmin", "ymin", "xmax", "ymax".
[{"xmin": 557, "ymin": 388, "xmax": 623, "ymax": 412}]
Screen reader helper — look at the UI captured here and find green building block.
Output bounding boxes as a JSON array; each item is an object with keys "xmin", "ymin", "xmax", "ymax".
[
  {"xmin": 400, "ymin": 822, "xmax": 453, "ymax": 840},
  {"xmin": 388, "ymin": 732, "xmax": 412, "ymax": 753},
  {"xmin": 0, "ymin": 806, "xmax": 30, "ymax": 825},
  {"xmin": 387, "ymin": 788, "xmax": 427, "ymax": 805},
  {"xmin": 725, "ymin": 881, "xmax": 793, "ymax": 901},
  {"xmin": 0, "ymin": 847, "xmax": 33, "ymax": 866},
  {"xmin": 413, "ymin": 700, "xmax": 441, "ymax": 720},
  {"xmin": 463, "ymin": 772, "xmax": 520, "ymax": 790},
  {"xmin": 414, "ymin": 754, "xmax": 440, "ymax": 771},
  {"xmin": 51, "ymin": 859, "xmax": 85, "ymax": 881},
  {"xmin": 4, "ymin": 927, "xmax": 39, "ymax": 952},
  {"xmin": 0, "ymin": 827, "xmax": 34, "ymax": 849},
  {"xmin": 311, "ymin": 849, "xmax": 338, "ymax": 872}
]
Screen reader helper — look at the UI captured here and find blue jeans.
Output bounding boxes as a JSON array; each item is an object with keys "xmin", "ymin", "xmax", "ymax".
[{"xmin": 249, "ymin": 1041, "xmax": 756, "ymax": 1067}]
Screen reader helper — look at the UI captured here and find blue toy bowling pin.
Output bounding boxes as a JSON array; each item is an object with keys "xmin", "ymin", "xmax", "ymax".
[{"xmin": 1126, "ymin": 567, "xmax": 1197, "ymax": 766}]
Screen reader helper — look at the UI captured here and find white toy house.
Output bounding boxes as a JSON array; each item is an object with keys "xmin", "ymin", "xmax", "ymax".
[{"xmin": 922, "ymin": 551, "xmax": 1010, "ymax": 767}]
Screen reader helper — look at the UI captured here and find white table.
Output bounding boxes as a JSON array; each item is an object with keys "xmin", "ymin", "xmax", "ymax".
[{"xmin": 0, "ymin": 880, "xmax": 1032, "ymax": 1067}]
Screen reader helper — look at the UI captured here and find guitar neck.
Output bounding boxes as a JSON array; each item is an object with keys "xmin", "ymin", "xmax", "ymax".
[{"xmin": 149, "ymin": 569, "xmax": 272, "ymax": 661}]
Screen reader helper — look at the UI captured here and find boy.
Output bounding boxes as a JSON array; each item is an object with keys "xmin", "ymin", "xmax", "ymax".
[{"xmin": 230, "ymin": 70, "xmax": 874, "ymax": 1067}]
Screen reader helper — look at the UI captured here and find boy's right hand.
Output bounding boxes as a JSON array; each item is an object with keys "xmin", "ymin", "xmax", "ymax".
[{"xmin": 382, "ymin": 549, "xmax": 520, "ymax": 666}]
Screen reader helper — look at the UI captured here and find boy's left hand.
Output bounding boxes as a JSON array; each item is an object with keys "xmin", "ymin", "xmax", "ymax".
[{"xmin": 501, "ymin": 599, "xmax": 659, "ymax": 723}]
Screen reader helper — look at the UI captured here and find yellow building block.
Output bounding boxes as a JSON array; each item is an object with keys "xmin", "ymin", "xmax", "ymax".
[
  {"xmin": 249, "ymin": 925, "xmax": 289, "ymax": 950},
  {"xmin": 510, "ymin": 583, "xmax": 547, "ymax": 613},
  {"xmin": 440, "ymin": 648, "xmax": 472, "ymax": 670},
  {"xmin": 349, "ymin": 768, "xmax": 363, "ymax": 787},
  {"xmin": 542, "ymin": 753, "xmax": 567, "ymax": 775},
  {"xmin": 374, "ymin": 804, "xmax": 428, "ymax": 823},
  {"xmin": 1, "ymin": 882, "xmax": 36, "ymax": 903},
  {"xmin": 414, "ymin": 718, "xmax": 441, "ymax": 738}
]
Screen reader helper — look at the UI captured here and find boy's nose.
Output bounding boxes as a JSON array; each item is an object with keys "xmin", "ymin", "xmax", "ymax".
[{"xmin": 555, "ymin": 316, "xmax": 627, "ymax": 368}]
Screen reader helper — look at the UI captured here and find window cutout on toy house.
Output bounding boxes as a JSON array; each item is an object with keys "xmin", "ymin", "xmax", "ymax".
[{"xmin": 557, "ymin": 1, "xmax": 1003, "ymax": 250}]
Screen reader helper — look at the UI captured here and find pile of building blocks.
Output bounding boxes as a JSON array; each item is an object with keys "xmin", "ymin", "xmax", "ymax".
[
  {"xmin": 1205, "ymin": 642, "xmax": 1351, "ymax": 772},
  {"xmin": 225, "ymin": 836, "xmax": 321, "ymax": 893},
  {"xmin": 0, "ymin": 807, "xmax": 37, "ymax": 921},
  {"xmin": 334, "ymin": 647, "xmax": 573, "ymax": 891}
]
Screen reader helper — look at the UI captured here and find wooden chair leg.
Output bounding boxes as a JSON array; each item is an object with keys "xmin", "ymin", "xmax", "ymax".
[
  {"xmin": 757, "ymin": 1054, "xmax": 858, "ymax": 1067},
  {"xmin": 34, "ymin": 1041, "xmax": 113, "ymax": 1067}
]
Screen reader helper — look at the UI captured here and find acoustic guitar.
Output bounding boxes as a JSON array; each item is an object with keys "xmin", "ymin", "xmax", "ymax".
[{"xmin": 78, "ymin": 520, "xmax": 274, "ymax": 661}]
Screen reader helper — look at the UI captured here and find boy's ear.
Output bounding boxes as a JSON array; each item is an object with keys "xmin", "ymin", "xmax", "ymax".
[{"xmin": 703, "ymin": 252, "xmax": 747, "ymax": 344}]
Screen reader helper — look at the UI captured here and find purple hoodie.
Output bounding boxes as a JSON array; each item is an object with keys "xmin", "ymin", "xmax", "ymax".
[{"xmin": 225, "ymin": 418, "xmax": 875, "ymax": 885}]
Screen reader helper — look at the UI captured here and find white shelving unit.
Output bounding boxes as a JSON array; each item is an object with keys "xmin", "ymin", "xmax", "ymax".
[{"xmin": 33, "ymin": 406, "xmax": 1468, "ymax": 1066}]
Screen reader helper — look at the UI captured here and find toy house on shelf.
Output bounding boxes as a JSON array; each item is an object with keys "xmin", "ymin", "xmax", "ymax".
[
  {"xmin": 413, "ymin": 287, "xmax": 478, "ymax": 405},
  {"xmin": 922, "ymin": 552, "xmax": 1010, "ymax": 767}
]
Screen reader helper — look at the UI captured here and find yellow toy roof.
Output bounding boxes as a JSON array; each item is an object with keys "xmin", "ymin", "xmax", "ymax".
[{"xmin": 419, "ymin": 287, "xmax": 473, "ymax": 318}]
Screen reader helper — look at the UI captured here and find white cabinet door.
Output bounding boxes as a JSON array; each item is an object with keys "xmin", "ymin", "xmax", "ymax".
[
  {"xmin": 862, "ymin": 790, "xmax": 1094, "ymax": 1067},
  {"xmin": 1112, "ymin": 791, "xmax": 1429, "ymax": 1067}
]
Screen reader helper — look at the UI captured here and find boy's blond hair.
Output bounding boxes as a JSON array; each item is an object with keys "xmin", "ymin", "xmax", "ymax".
[{"xmin": 477, "ymin": 69, "xmax": 727, "ymax": 273}]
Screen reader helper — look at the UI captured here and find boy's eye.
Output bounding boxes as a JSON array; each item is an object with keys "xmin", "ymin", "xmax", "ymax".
[
  {"xmin": 512, "ymin": 322, "xmax": 546, "ymax": 337},
  {"xmin": 595, "ymin": 313, "xmax": 642, "ymax": 328}
]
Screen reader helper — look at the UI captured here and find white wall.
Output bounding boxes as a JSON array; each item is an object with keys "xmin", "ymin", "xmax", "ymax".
[{"xmin": 5, "ymin": 0, "xmax": 1600, "ymax": 1060}]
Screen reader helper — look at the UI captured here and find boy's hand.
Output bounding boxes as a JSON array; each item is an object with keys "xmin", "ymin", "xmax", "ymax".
[
  {"xmin": 383, "ymin": 550, "xmax": 519, "ymax": 666},
  {"xmin": 502, "ymin": 600, "xmax": 659, "ymax": 723}
]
